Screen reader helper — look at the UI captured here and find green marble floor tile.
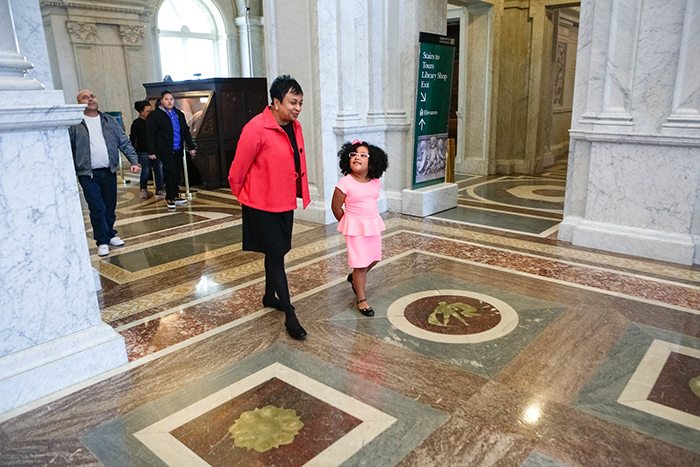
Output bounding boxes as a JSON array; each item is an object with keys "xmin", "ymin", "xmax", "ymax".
[
  {"xmin": 80, "ymin": 344, "xmax": 448, "ymax": 467},
  {"xmin": 331, "ymin": 273, "xmax": 567, "ymax": 379},
  {"xmin": 573, "ymin": 323, "xmax": 700, "ymax": 454},
  {"xmin": 431, "ymin": 206, "xmax": 560, "ymax": 234},
  {"xmin": 521, "ymin": 452, "xmax": 573, "ymax": 467},
  {"xmin": 89, "ymin": 213, "xmax": 202, "ymax": 239},
  {"xmin": 105, "ymin": 225, "xmax": 242, "ymax": 272}
]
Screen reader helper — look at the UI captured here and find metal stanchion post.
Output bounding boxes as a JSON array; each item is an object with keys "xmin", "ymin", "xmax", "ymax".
[
  {"xmin": 182, "ymin": 148, "xmax": 193, "ymax": 199},
  {"xmin": 446, "ymin": 138, "xmax": 456, "ymax": 183}
]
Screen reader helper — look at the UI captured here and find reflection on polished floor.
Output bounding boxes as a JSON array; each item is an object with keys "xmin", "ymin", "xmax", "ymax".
[
  {"xmin": 432, "ymin": 158, "xmax": 566, "ymax": 238},
  {"xmin": 1, "ymin": 167, "xmax": 700, "ymax": 466}
]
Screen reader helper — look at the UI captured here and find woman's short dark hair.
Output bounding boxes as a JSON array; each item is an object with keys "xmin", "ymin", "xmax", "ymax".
[
  {"xmin": 269, "ymin": 74, "xmax": 303, "ymax": 104},
  {"xmin": 161, "ymin": 90, "xmax": 173, "ymax": 99},
  {"xmin": 134, "ymin": 100, "xmax": 151, "ymax": 113},
  {"xmin": 338, "ymin": 141, "xmax": 389, "ymax": 180}
]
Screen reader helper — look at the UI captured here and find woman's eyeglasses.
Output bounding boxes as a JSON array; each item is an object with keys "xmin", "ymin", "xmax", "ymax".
[{"xmin": 349, "ymin": 152, "xmax": 369, "ymax": 159}]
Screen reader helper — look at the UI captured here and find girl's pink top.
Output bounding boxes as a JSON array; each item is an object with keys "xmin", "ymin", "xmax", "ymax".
[{"xmin": 335, "ymin": 174, "xmax": 385, "ymax": 236}]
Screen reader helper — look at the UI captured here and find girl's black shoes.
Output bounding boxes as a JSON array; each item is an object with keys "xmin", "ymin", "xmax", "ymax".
[
  {"xmin": 347, "ymin": 273, "xmax": 356, "ymax": 295},
  {"xmin": 355, "ymin": 298, "xmax": 374, "ymax": 317}
]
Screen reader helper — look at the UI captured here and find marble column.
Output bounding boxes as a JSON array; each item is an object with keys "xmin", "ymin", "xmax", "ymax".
[
  {"xmin": 235, "ymin": 15, "xmax": 265, "ymax": 77},
  {"xmin": 263, "ymin": 0, "xmax": 451, "ymax": 222},
  {"xmin": 0, "ymin": 0, "xmax": 128, "ymax": 416},
  {"xmin": 453, "ymin": 2, "xmax": 495, "ymax": 176},
  {"xmin": 0, "ymin": 0, "xmax": 42, "ymax": 91},
  {"xmin": 560, "ymin": 0, "xmax": 700, "ymax": 265}
]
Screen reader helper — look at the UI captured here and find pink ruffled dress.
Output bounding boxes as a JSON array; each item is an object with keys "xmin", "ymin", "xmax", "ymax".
[{"xmin": 336, "ymin": 175, "xmax": 385, "ymax": 268}]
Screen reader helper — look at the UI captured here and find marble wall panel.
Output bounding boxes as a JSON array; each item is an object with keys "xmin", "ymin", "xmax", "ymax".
[
  {"xmin": 571, "ymin": 0, "xmax": 594, "ymax": 125},
  {"xmin": 73, "ymin": 40, "xmax": 132, "ymax": 121},
  {"xmin": 494, "ymin": 6, "xmax": 529, "ymax": 170},
  {"xmin": 0, "ymin": 128, "xmax": 102, "ymax": 357},
  {"xmin": 461, "ymin": 5, "xmax": 490, "ymax": 173},
  {"xmin": 585, "ymin": 142, "xmax": 699, "ymax": 233},
  {"xmin": 629, "ymin": 0, "xmax": 686, "ymax": 133},
  {"xmin": 43, "ymin": 12, "xmax": 80, "ymax": 98},
  {"xmin": 600, "ymin": 0, "xmax": 641, "ymax": 118},
  {"xmin": 579, "ymin": 0, "xmax": 612, "ymax": 119}
]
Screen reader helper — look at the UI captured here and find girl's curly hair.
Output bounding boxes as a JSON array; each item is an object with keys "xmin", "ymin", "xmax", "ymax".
[{"xmin": 338, "ymin": 141, "xmax": 389, "ymax": 179}]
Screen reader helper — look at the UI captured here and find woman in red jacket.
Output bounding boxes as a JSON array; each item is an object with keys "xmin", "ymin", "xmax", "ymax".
[{"xmin": 229, "ymin": 75, "xmax": 311, "ymax": 340}]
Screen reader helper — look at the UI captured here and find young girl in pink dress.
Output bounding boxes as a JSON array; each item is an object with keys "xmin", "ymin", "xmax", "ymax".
[{"xmin": 331, "ymin": 140, "xmax": 389, "ymax": 316}]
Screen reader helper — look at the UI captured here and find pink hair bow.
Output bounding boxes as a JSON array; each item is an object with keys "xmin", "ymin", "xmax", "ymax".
[{"xmin": 351, "ymin": 139, "xmax": 363, "ymax": 145}]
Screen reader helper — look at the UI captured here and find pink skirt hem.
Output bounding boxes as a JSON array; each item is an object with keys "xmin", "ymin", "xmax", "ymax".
[{"xmin": 345, "ymin": 234, "xmax": 382, "ymax": 268}]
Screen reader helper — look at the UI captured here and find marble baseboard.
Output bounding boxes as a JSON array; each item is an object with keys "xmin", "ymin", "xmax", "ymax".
[
  {"xmin": 455, "ymin": 158, "xmax": 488, "ymax": 175},
  {"xmin": 557, "ymin": 216, "xmax": 580, "ymax": 242},
  {"xmin": 293, "ymin": 200, "xmax": 334, "ymax": 225},
  {"xmin": 570, "ymin": 219, "xmax": 696, "ymax": 265},
  {"xmin": 0, "ymin": 323, "xmax": 127, "ymax": 415},
  {"xmin": 401, "ymin": 183, "xmax": 458, "ymax": 217},
  {"xmin": 93, "ymin": 267, "xmax": 102, "ymax": 292}
]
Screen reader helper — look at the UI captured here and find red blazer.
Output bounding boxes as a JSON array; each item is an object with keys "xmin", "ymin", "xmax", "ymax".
[{"xmin": 228, "ymin": 106, "xmax": 311, "ymax": 212}]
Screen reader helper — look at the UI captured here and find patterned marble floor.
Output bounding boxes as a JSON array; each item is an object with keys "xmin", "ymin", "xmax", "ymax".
[
  {"xmin": 433, "ymin": 159, "xmax": 567, "ymax": 238},
  {"xmin": 1, "ymin": 171, "xmax": 699, "ymax": 466}
]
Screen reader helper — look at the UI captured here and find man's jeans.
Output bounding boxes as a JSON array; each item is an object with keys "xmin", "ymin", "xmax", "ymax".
[
  {"xmin": 78, "ymin": 168, "xmax": 117, "ymax": 246},
  {"xmin": 138, "ymin": 152, "xmax": 164, "ymax": 191}
]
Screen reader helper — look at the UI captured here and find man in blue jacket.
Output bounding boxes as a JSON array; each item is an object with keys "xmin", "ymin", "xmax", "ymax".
[{"xmin": 69, "ymin": 90, "xmax": 141, "ymax": 256}]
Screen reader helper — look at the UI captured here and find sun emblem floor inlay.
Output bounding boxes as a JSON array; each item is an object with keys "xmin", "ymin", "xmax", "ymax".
[{"xmin": 228, "ymin": 405, "xmax": 304, "ymax": 452}]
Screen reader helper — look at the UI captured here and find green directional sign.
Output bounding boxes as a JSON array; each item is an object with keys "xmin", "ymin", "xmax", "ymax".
[{"xmin": 412, "ymin": 32, "xmax": 455, "ymax": 188}]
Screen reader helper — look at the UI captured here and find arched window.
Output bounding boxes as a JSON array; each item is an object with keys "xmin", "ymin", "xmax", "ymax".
[{"xmin": 157, "ymin": 0, "xmax": 228, "ymax": 80}]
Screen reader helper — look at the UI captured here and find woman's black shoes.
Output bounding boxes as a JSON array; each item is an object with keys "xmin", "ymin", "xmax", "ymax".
[
  {"xmin": 285, "ymin": 319, "xmax": 307, "ymax": 340},
  {"xmin": 355, "ymin": 298, "xmax": 374, "ymax": 317},
  {"xmin": 347, "ymin": 273, "xmax": 356, "ymax": 295}
]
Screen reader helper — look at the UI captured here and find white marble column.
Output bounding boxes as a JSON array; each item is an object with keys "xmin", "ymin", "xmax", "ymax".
[
  {"xmin": 0, "ymin": 0, "xmax": 128, "ymax": 416},
  {"xmin": 453, "ymin": 2, "xmax": 494, "ymax": 176},
  {"xmin": 663, "ymin": 0, "xmax": 700, "ymax": 134},
  {"xmin": 235, "ymin": 15, "xmax": 265, "ymax": 77},
  {"xmin": 0, "ymin": 0, "xmax": 42, "ymax": 91},
  {"xmin": 560, "ymin": 0, "xmax": 700, "ymax": 265},
  {"xmin": 263, "ymin": 0, "xmax": 450, "ymax": 222}
]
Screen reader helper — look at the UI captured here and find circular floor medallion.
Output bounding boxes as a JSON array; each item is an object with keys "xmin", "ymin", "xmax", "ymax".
[
  {"xmin": 506, "ymin": 185, "xmax": 565, "ymax": 203},
  {"xmin": 387, "ymin": 290, "xmax": 519, "ymax": 343}
]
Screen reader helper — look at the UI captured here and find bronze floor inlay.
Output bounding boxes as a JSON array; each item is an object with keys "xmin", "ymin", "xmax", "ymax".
[
  {"xmin": 171, "ymin": 377, "xmax": 362, "ymax": 466},
  {"xmin": 404, "ymin": 295, "xmax": 502, "ymax": 335}
]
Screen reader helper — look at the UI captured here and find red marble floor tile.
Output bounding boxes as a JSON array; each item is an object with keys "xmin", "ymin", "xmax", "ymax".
[{"xmin": 647, "ymin": 352, "xmax": 700, "ymax": 416}]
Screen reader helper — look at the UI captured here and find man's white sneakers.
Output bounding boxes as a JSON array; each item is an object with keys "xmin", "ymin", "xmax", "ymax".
[
  {"xmin": 98, "ymin": 244, "xmax": 110, "ymax": 256},
  {"xmin": 110, "ymin": 236, "xmax": 125, "ymax": 246}
]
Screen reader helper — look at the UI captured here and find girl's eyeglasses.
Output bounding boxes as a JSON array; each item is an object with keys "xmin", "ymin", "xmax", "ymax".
[{"xmin": 349, "ymin": 152, "xmax": 370, "ymax": 159}]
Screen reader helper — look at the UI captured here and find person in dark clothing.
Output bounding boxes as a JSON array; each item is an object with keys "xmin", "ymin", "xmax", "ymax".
[
  {"xmin": 130, "ymin": 100, "xmax": 164, "ymax": 199},
  {"xmin": 146, "ymin": 90, "xmax": 196, "ymax": 209},
  {"xmin": 228, "ymin": 75, "xmax": 310, "ymax": 341}
]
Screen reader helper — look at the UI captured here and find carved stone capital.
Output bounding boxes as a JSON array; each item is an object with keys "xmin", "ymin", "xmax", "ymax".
[
  {"xmin": 66, "ymin": 21, "xmax": 97, "ymax": 44},
  {"xmin": 119, "ymin": 25, "xmax": 145, "ymax": 46}
]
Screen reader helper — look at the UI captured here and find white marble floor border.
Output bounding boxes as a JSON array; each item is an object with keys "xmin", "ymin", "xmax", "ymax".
[{"xmin": 133, "ymin": 362, "xmax": 396, "ymax": 467}]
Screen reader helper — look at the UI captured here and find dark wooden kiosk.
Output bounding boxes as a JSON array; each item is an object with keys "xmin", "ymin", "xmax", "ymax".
[{"xmin": 143, "ymin": 78, "xmax": 268, "ymax": 189}]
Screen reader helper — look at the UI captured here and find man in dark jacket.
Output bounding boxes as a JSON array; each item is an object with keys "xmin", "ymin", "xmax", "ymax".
[
  {"xmin": 147, "ymin": 90, "xmax": 196, "ymax": 209},
  {"xmin": 69, "ymin": 90, "xmax": 141, "ymax": 256}
]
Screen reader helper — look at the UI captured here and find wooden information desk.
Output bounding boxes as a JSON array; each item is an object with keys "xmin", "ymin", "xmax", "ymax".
[{"xmin": 144, "ymin": 78, "xmax": 268, "ymax": 189}]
